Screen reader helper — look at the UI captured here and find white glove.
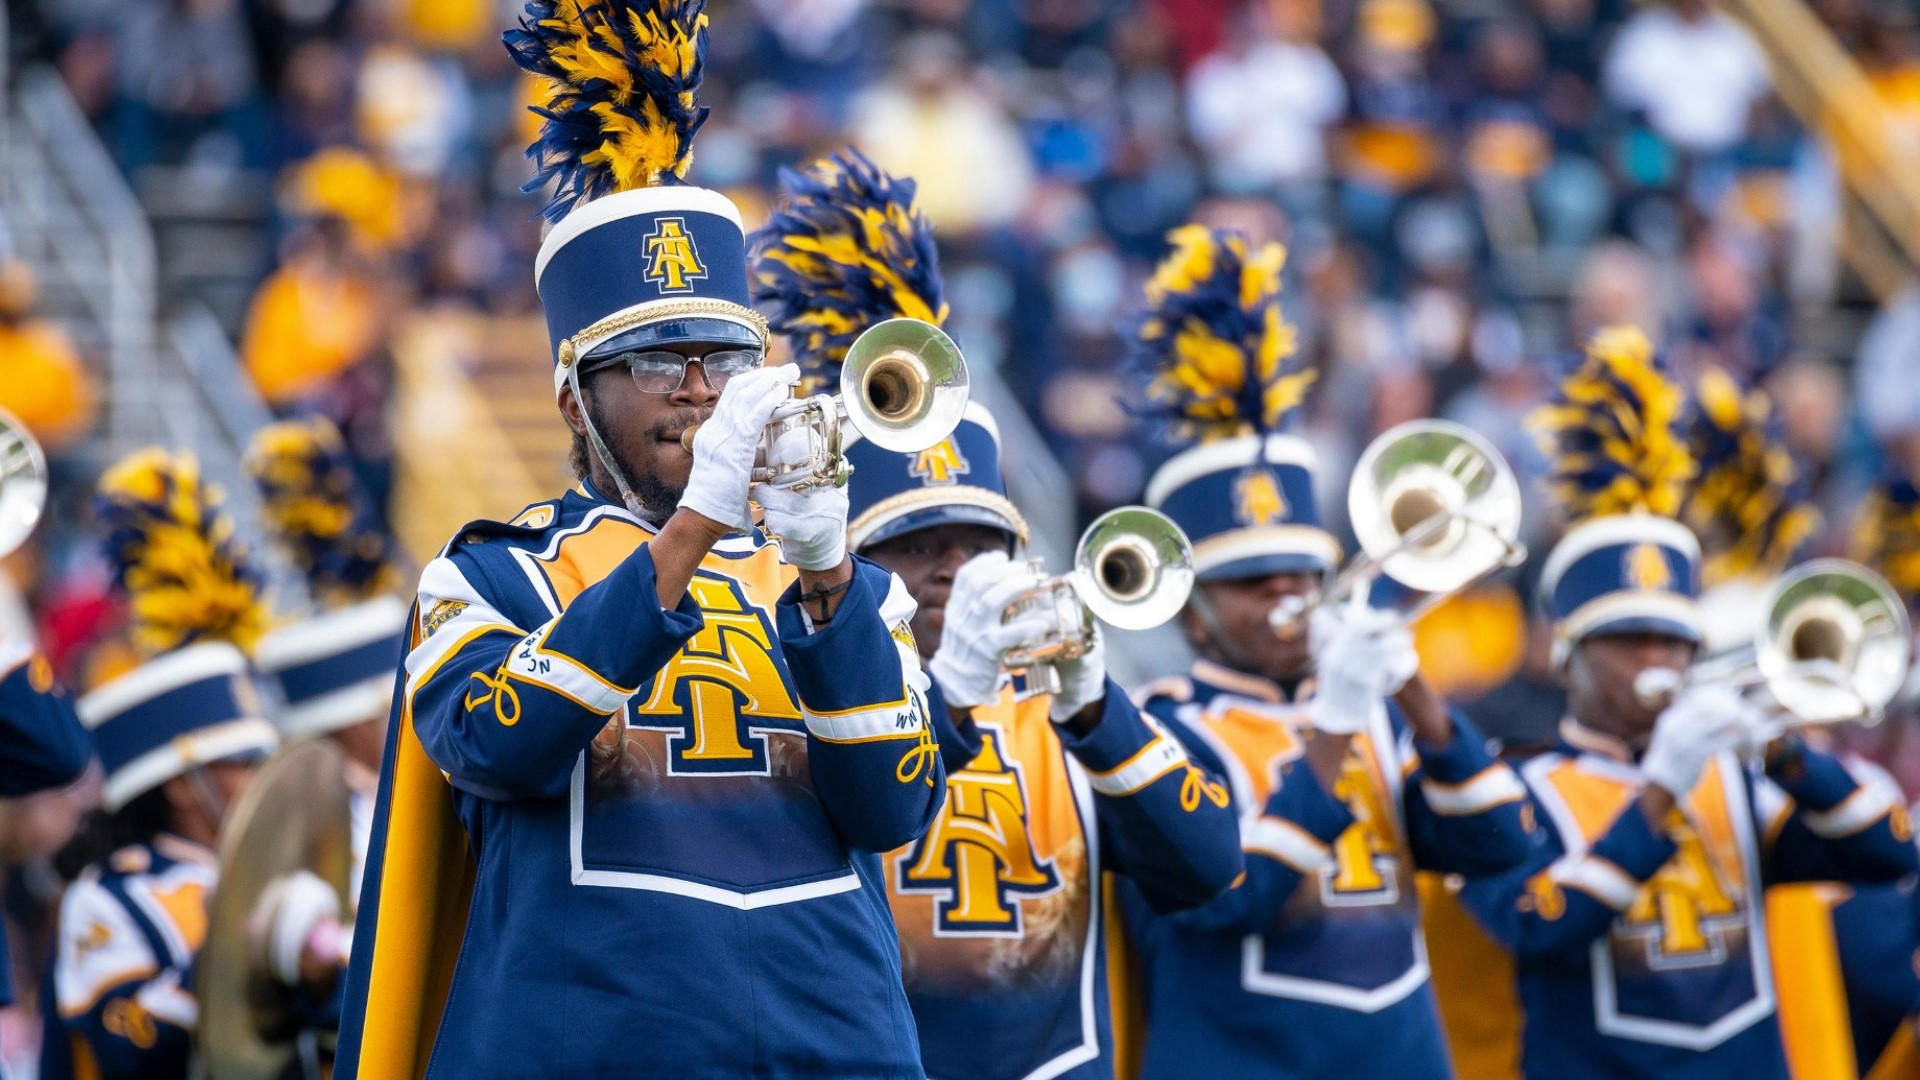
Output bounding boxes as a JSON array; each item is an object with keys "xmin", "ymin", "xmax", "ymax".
[
  {"xmin": 677, "ymin": 365, "xmax": 796, "ymax": 532},
  {"xmin": 1307, "ymin": 601, "xmax": 1419, "ymax": 736},
  {"xmin": 754, "ymin": 470, "xmax": 848, "ymax": 572},
  {"xmin": 1048, "ymin": 627, "xmax": 1107, "ymax": 723},
  {"xmin": 928, "ymin": 551, "xmax": 1053, "ymax": 708},
  {"xmin": 258, "ymin": 869, "xmax": 342, "ymax": 987},
  {"xmin": 1641, "ymin": 685, "xmax": 1763, "ymax": 797}
]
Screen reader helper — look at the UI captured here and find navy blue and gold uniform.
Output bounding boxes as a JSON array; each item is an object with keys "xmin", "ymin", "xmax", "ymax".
[
  {"xmin": 341, "ymin": 483, "xmax": 942, "ymax": 1077},
  {"xmin": 752, "ymin": 151, "xmax": 1242, "ymax": 1079},
  {"xmin": 1460, "ymin": 724, "xmax": 1916, "ymax": 1080},
  {"xmin": 1125, "ymin": 661, "xmax": 1531, "ymax": 1079}
]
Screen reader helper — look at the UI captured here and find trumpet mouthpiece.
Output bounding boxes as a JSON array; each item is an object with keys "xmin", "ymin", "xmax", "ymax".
[
  {"xmin": 1633, "ymin": 667, "xmax": 1685, "ymax": 709},
  {"xmin": 680, "ymin": 426, "xmax": 699, "ymax": 452}
]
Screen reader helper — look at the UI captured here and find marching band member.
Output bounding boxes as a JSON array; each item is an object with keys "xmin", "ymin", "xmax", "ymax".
[
  {"xmin": 246, "ymin": 417, "xmax": 409, "ymax": 1040},
  {"xmin": 335, "ymin": 5, "xmax": 943, "ymax": 1076},
  {"xmin": 42, "ymin": 451, "xmax": 281, "ymax": 1079},
  {"xmin": 0, "ymin": 637, "xmax": 91, "ymax": 1040},
  {"xmin": 1119, "ymin": 224, "xmax": 1535, "ymax": 1079},
  {"xmin": 752, "ymin": 149, "xmax": 1243, "ymax": 1080},
  {"xmin": 1457, "ymin": 328, "xmax": 1920, "ymax": 1080}
]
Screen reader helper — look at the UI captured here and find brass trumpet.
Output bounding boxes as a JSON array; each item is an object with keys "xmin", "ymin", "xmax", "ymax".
[
  {"xmin": 1002, "ymin": 507, "xmax": 1195, "ymax": 696},
  {"xmin": 1633, "ymin": 559, "xmax": 1911, "ymax": 727},
  {"xmin": 1271, "ymin": 419, "xmax": 1526, "ymax": 635},
  {"xmin": 0, "ymin": 408, "xmax": 47, "ymax": 557},
  {"xmin": 680, "ymin": 318, "xmax": 970, "ymax": 491}
]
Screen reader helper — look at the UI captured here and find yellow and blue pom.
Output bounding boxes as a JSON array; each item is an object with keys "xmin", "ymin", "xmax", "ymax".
[
  {"xmin": 505, "ymin": 0, "xmax": 709, "ymax": 221},
  {"xmin": 95, "ymin": 449, "xmax": 266, "ymax": 656},
  {"xmin": 1530, "ymin": 325, "xmax": 1694, "ymax": 523},
  {"xmin": 245, "ymin": 417, "xmax": 400, "ymax": 608},
  {"xmin": 1131, "ymin": 224, "xmax": 1311, "ymax": 443},
  {"xmin": 750, "ymin": 149, "xmax": 947, "ymax": 397},
  {"xmin": 1855, "ymin": 470, "xmax": 1920, "ymax": 602},
  {"xmin": 1683, "ymin": 367, "xmax": 1819, "ymax": 585}
]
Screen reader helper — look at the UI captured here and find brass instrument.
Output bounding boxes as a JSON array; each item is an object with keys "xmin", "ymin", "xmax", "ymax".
[
  {"xmin": 680, "ymin": 318, "xmax": 970, "ymax": 490},
  {"xmin": 0, "ymin": 408, "xmax": 47, "ymax": 556},
  {"xmin": 1271, "ymin": 419, "xmax": 1526, "ymax": 635},
  {"xmin": 1633, "ymin": 559, "xmax": 1911, "ymax": 727},
  {"xmin": 1002, "ymin": 506, "xmax": 1195, "ymax": 696},
  {"xmin": 198, "ymin": 739, "xmax": 354, "ymax": 1080}
]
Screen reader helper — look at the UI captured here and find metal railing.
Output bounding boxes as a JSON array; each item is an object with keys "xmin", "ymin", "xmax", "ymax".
[{"xmin": 2, "ymin": 67, "xmax": 160, "ymax": 456}]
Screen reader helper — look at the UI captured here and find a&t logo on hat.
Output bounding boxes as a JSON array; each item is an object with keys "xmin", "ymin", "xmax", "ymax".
[
  {"xmin": 1233, "ymin": 468, "xmax": 1288, "ymax": 528},
  {"xmin": 910, "ymin": 438, "xmax": 971, "ymax": 486},
  {"xmin": 643, "ymin": 217, "xmax": 708, "ymax": 293}
]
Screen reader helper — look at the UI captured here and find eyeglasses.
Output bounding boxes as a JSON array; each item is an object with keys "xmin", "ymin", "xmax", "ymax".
[{"xmin": 594, "ymin": 348, "xmax": 764, "ymax": 393}]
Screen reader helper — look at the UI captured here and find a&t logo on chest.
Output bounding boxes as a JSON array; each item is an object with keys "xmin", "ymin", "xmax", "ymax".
[
  {"xmin": 897, "ymin": 726, "xmax": 1060, "ymax": 935},
  {"xmin": 630, "ymin": 573, "xmax": 803, "ymax": 775},
  {"xmin": 643, "ymin": 217, "xmax": 708, "ymax": 293}
]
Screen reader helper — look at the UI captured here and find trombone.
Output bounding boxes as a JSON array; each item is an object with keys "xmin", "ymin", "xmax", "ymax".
[
  {"xmin": 1270, "ymin": 419, "xmax": 1526, "ymax": 636},
  {"xmin": 681, "ymin": 317, "xmax": 970, "ymax": 491},
  {"xmin": 1633, "ymin": 559, "xmax": 1912, "ymax": 728},
  {"xmin": 0, "ymin": 408, "xmax": 47, "ymax": 557},
  {"xmin": 1002, "ymin": 507, "xmax": 1196, "ymax": 697}
]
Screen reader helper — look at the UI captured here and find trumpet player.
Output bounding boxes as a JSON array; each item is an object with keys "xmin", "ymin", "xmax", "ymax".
[
  {"xmin": 752, "ymin": 149, "xmax": 1242, "ymax": 1080},
  {"xmin": 336, "ymin": 9, "xmax": 944, "ymax": 1077},
  {"xmin": 1120, "ymin": 225, "xmax": 1535, "ymax": 1080},
  {"xmin": 1456, "ymin": 328, "xmax": 1920, "ymax": 1080}
]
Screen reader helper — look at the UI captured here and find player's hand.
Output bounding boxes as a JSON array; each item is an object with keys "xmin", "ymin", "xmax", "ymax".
[
  {"xmin": 928, "ymin": 552, "xmax": 1051, "ymax": 708},
  {"xmin": 1307, "ymin": 599, "xmax": 1418, "ymax": 736},
  {"xmin": 754, "ymin": 452, "xmax": 848, "ymax": 572},
  {"xmin": 677, "ymin": 365, "xmax": 796, "ymax": 532},
  {"xmin": 260, "ymin": 869, "xmax": 345, "ymax": 990},
  {"xmin": 1641, "ymin": 685, "xmax": 1762, "ymax": 798},
  {"xmin": 1048, "ymin": 627, "xmax": 1107, "ymax": 723}
]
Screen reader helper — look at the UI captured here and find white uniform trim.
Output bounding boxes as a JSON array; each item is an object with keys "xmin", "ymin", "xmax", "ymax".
[
  {"xmin": 1801, "ymin": 783, "xmax": 1897, "ymax": 838},
  {"xmin": 102, "ymin": 718, "xmax": 281, "ymax": 811},
  {"xmin": 1085, "ymin": 734, "xmax": 1188, "ymax": 796},
  {"xmin": 503, "ymin": 617, "xmax": 636, "ymax": 715},
  {"xmin": 1240, "ymin": 934, "xmax": 1431, "ymax": 1014},
  {"xmin": 803, "ymin": 702, "xmax": 916, "ymax": 743},
  {"xmin": 534, "ymin": 185, "xmax": 746, "ymax": 282},
  {"xmin": 1144, "ymin": 434, "xmax": 1319, "ymax": 507},
  {"xmin": 1420, "ymin": 764, "xmax": 1528, "ymax": 816},
  {"xmin": 76, "ymin": 643, "xmax": 249, "ymax": 729},
  {"xmin": 1244, "ymin": 815, "xmax": 1334, "ymax": 873},
  {"xmin": 1541, "ymin": 514, "xmax": 1703, "ymax": 593},
  {"xmin": 1547, "ymin": 854, "xmax": 1641, "ymax": 910}
]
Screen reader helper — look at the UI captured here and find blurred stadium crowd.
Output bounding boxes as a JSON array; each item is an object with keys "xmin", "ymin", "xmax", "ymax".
[{"xmin": 4, "ymin": 0, "xmax": 1920, "ymax": 1060}]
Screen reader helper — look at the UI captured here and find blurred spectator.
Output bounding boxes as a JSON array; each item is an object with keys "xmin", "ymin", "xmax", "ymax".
[
  {"xmin": 1602, "ymin": 0, "xmax": 1770, "ymax": 156},
  {"xmin": 110, "ymin": 0, "xmax": 265, "ymax": 170},
  {"xmin": 241, "ymin": 221, "xmax": 383, "ymax": 407},
  {"xmin": 1856, "ymin": 284, "xmax": 1920, "ymax": 477},
  {"xmin": 1185, "ymin": 0, "xmax": 1346, "ymax": 203},
  {"xmin": 853, "ymin": 32, "xmax": 1036, "ymax": 232},
  {"xmin": 0, "ymin": 262, "xmax": 96, "ymax": 453}
]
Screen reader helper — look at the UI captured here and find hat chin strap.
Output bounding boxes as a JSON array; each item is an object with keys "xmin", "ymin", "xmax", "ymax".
[{"xmin": 567, "ymin": 360, "xmax": 656, "ymax": 522}]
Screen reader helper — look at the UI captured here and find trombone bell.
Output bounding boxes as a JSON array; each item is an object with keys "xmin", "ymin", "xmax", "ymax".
[
  {"xmin": 842, "ymin": 318, "xmax": 969, "ymax": 453},
  {"xmin": 0, "ymin": 408, "xmax": 47, "ymax": 558},
  {"xmin": 1349, "ymin": 419, "xmax": 1523, "ymax": 595},
  {"xmin": 1758, "ymin": 559, "xmax": 1910, "ymax": 724}
]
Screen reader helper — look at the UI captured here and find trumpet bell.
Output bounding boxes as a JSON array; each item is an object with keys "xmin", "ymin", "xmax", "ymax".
[
  {"xmin": 1070, "ymin": 507, "xmax": 1195, "ymax": 631},
  {"xmin": 842, "ymin": 318, "xmax": 970, "ymax": 453},
  {"xmin": 1349, "ymin": 419, "xmax": 1522, "ymax": 595},
  {"xmin": 0, "ymin": 408, "xmax": 46, "ymax": 558},
  {"xmin": 1757, "ymin": 559, "xmax": 1910, "ymax": 724}
]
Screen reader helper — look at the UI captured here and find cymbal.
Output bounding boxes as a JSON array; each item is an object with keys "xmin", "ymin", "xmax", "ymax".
[{"xmin": 197, "ymin": 738, "xmax": 353, "ymax": 1080}]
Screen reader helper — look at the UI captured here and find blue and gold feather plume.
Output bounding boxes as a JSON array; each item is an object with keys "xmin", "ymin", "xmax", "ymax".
[
  {"xmin": 1131, "ymin": 224, "xmax": 1312, "ymax": 443},
  {"xmin": 1530, "ymin": 326, "xmax": 1694, "ymax": 524},
  {"xmin": 1854, "ymin": 470, "xmax": 1920, "ymax": 601},
  {"xmin": 95, "ymin": 449, "xmax": 266, "ymax": 656},
  {"xmin": 504, "ymin": 0, "xmax": 709, "ymax": 221},
  {"xmin": 750, "ymin": 149, "xmax": 947, "ymax": 397},
  {"xmin": 246, "ymin": 417, "xmax": 401, "ymax": 609},
  {"xmin": 1683, "ymin": 367, "xmax": 1820, "ymax": 585}
]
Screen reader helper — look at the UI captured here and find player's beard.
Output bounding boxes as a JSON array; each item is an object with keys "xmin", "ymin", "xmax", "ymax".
[{"xmin": 586, "ymin": 392, "xmax": 704, "ymax": 524}]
